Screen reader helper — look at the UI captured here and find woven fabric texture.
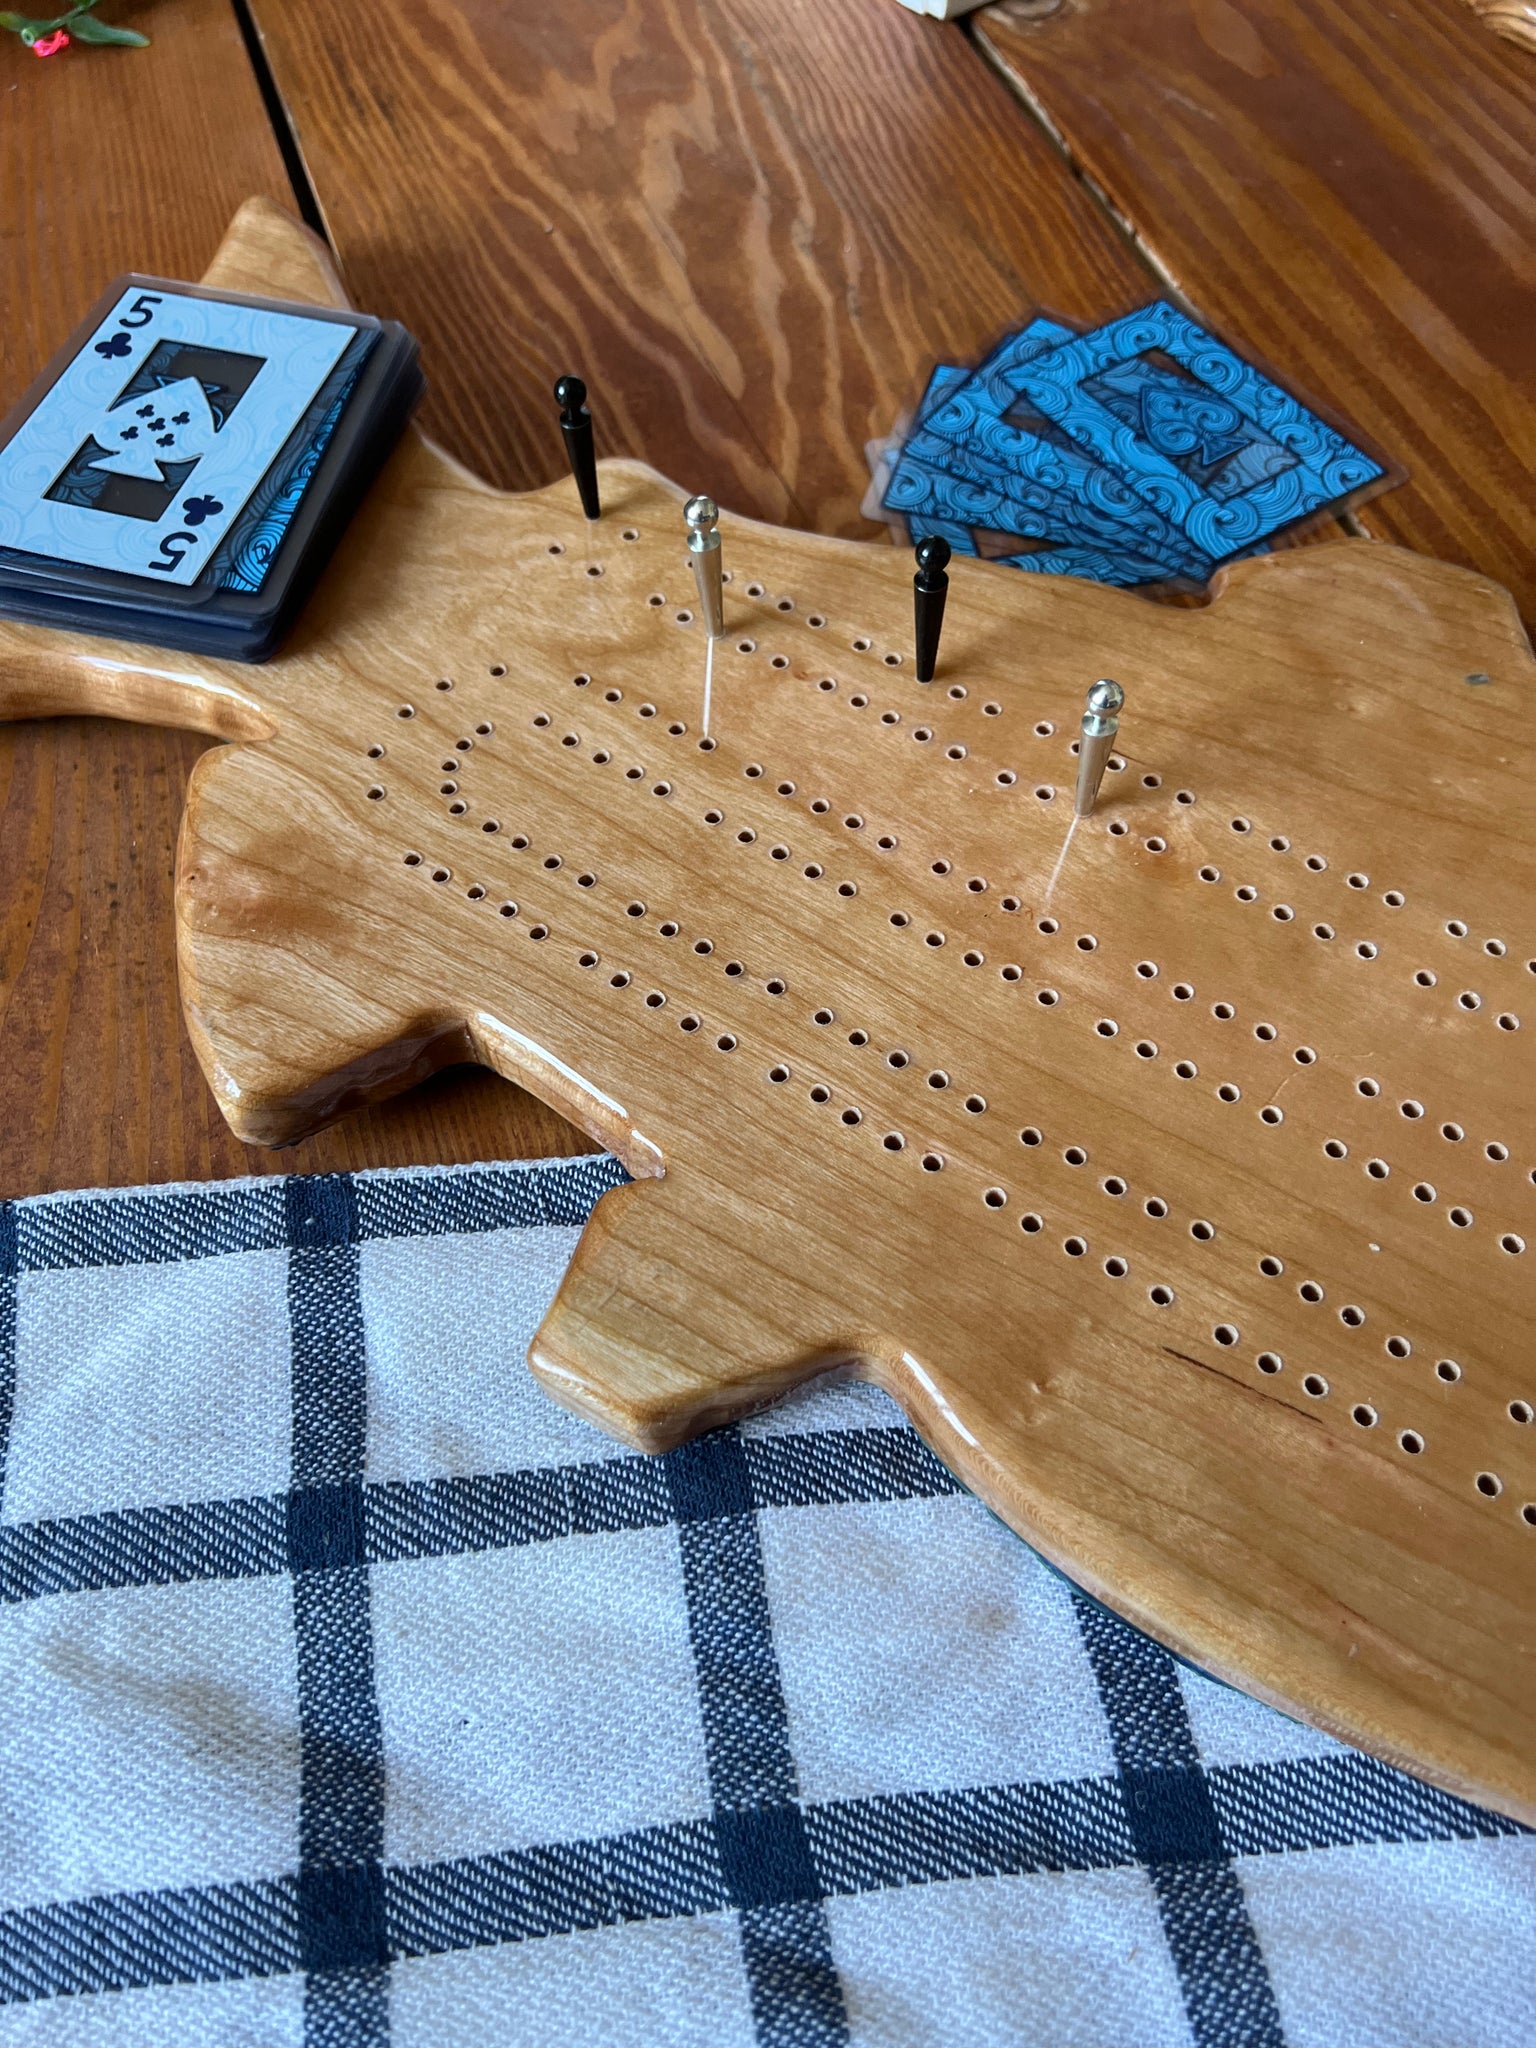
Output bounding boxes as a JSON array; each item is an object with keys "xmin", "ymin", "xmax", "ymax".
[{"xmin": 0, "ymin": 1157, "xmax": 1529, "ymax": 2047}]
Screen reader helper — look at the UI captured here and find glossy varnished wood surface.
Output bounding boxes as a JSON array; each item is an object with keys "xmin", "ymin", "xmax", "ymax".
[
  {"xmin": 4, "ymin": 203, "xmax": 1532, "ymax": 1825},
  {"xmin": 0, "ymin": 1, "xmax": 285, "ymax": 1198},
  {"xmin": 243, "ymin": 0, "xmax": 1163, "ymax": 531},
  {"xmin": 3, "ymin": 0, "xmax": 1179, "ymax": 1197},
  {"xmin": 977, "ymin": 0, "xmax": 1536, "ymax": 623}
]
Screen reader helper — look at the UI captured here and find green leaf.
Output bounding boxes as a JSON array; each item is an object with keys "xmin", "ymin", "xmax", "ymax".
[
  {"xmin": 0, "ymin": 12, "xmax": 71, "ymax": 30},
  {"xmin": 69, "ymin": 14, "xmax": 150, "ymax": 40}
]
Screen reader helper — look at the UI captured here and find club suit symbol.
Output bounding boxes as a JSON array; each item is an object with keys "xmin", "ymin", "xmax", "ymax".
[{"xmin": 85, "ymin": 376, "xmax": 219, "ymax": 481}]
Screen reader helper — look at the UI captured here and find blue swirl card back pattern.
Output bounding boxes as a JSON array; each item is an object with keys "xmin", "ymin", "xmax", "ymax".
[
  {"xmin": 886, "ymin": 362, "xmax": 1207, "ymax": 588},
  {"xmin": 908, "ymin": 320, "xmax": 1213, "ymax": 583},
  {"xmin": 1011, "ymin": 302, "xmax": 1386, "ymax": 557}
]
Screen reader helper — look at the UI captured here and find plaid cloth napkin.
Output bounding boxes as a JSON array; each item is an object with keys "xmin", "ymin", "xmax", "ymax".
[{"xmin": 0, "ymin": 1157, "xmax": 1530, "ymax": 2047}]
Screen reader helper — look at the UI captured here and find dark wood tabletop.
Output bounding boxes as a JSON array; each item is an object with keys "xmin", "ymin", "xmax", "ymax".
[{"xmin": 2, "ymin": 0, "xmax": 1531, "ymax": 1200}]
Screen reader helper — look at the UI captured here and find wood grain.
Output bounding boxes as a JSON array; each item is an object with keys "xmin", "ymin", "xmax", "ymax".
[
  {"xmin": 242, "ymin": 0, "xmax": 1165, "ymax": 532},
  {"xmin": 4, "ymin": 201, "xmax": 1532, "ymax": 1822},
  {"xmin": 3, "ymin": 0, "xmax": 1186, "ymax": 1199},
  {"xmin": 1459, "ymin": 0, "xmax": 1536, "ymax": 55},
  {"xmin": 0, "ymin": 0, "xmax": 284, "ymax": 1199},
  {"xmin": 976, "ymin": 0, "xmax": 1536, "ymax": 622}
]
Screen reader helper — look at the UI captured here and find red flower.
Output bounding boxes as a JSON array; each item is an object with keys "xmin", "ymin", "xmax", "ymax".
[{"xmin": 32, "ymin": 29, "xmax": 71, "ymax": 55}]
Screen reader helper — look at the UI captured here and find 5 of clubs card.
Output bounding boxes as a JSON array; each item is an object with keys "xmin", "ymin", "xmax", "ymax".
[{"xmin": 0, "ymin": 282, "xmax": 359, "ymax": 586}]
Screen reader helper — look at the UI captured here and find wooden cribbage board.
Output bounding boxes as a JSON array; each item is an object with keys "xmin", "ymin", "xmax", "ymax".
[{"xmin": 3, "ymin": 203, "xmax": 1532, "ymax": 1823}]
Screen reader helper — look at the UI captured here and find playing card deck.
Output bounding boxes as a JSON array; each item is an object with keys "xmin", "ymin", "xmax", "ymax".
[
  {"xmin": 880, "ymin": 303, "xmax": 1395, "ymax": 590},
  {"xmin": 0, "ymin": 276, "xmax": 422, "ymax": 659}
]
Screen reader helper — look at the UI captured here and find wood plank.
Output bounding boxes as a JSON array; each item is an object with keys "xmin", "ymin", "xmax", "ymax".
[
  {"xmin": 976, "ymin": 0, "xmax": 1536, "ymax": 623},
  {"xmin": 5, "ymin": 204, "xmax": 1532, "ymax": 1819},
  {"xmin": 0, "ymin": 5, "xmax": 577, "ymax": 1198},
  {"xmin": 242, "ymin": 0, "xmax": 1164, "ymax": 532}
]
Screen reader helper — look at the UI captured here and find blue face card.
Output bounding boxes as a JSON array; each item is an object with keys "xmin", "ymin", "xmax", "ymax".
[
  {"xmin": 0, "ymin": 286, "xmax": 356, "ymax": 586},
  {"xmin": 1009, "ymin": 303, "xmax": 1385, "ymax": 557}
]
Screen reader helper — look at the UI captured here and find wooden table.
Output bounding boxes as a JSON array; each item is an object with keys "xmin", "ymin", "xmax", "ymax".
[{"xmin": 2, "ymin": 0, "xmax": 1530, "ymax": 1200}]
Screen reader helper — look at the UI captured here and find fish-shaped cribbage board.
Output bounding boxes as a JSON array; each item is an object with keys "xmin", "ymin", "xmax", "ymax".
[{"xmin": 4, "ymin": 203, "xmax": 1533, "ymax": 1824}]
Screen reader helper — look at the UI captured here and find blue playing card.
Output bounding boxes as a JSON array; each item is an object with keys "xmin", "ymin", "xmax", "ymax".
[
  {"xmin": 904, "ymin": 510, "xmax": 1177, "ymax": 589},
  {"xmin": 0, "ymin": 285, "xmax": 357, "ymax": 586},
  {"xmin": 909, "ymin": 319, "xmax": 1213, "ymax": 581},
  {"xmin": 888, "ymin": 451, "xmax": 1190, "ymax": 588},
  {"xmin": 1009, "ymin": 302, "xmax": 1386, "ymax": 557}
]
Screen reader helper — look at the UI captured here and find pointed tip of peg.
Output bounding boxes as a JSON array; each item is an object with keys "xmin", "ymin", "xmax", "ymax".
[
  {"xmin": 915, "ymin": 535, "xmax": 951, "ymax": 574},
  {"xmin": 554, "ymin": 374, "xmax": 588, "ymax": 415}
]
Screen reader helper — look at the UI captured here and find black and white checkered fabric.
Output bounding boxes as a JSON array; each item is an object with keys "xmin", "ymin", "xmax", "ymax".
[{"xmin": 0, "ymin": 1156, "xmax": 1530, "ymax": 2047}]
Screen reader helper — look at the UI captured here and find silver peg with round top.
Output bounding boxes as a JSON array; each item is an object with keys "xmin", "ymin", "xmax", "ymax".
[
  {"xmin": 684, "ymin": 494, "xmax": 725, "ymax": 640},
  {"xmin": 1074, "ymin": 678, "xmax": 1124, "ymax": 818}
]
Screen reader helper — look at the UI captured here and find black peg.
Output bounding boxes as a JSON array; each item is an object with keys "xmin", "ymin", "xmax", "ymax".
[
  {"xmin": 913, "ymin": 534, "xmax": 951, "ymax": 684},
  {"xmin": 554, "ymin": 374, "xmax": 600, "ymax": 520}
]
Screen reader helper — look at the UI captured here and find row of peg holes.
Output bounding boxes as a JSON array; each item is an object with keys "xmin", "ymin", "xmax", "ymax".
[
  {"xmin": 413, "ymin": 686, "xmax": 1534, "ymax": 1218},
  {"xmin": 549, "ymin": 710, "xmax": 1531, "ymax": 1067},
  {"xmin": 395, "ymin": 663, "xmax": 1532, "ymax": 993},
  {"xmin": 524, "ymin": 719, "xmax": 1536, "ymax": 1228},
  {"xmin": 526, "ymin": 681, "xmax": 1522, "ymax": 1050},
  {"xmin": 394, "ymin": 839, "xmax": 1531, "ymax": 1507},
  {"xmin": 414, "ymin": 718, "xmax": 1536, "ymax": 1217}
]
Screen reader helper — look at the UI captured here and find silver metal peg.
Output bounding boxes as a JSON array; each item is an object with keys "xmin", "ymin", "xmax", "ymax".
[
  {"xmin": 1074, "ymin": 679, "xmax": 1124, "ymax": 818},
  {"xmin": 684, "ymin": 494, "xmax": 725, "ymax": 640}
]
